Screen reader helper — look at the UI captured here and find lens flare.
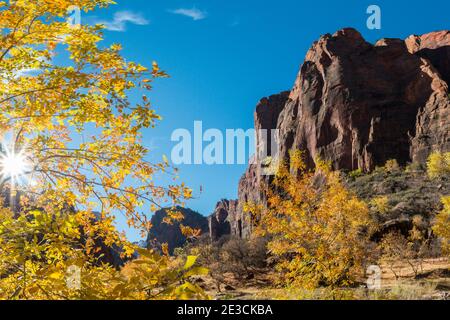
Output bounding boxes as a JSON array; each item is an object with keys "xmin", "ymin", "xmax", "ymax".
[{"xmin": 0, "ymin": 145, "xmax": 29, "ymax": 182}]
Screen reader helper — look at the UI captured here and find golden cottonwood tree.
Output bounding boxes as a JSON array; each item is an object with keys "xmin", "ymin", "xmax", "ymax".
[
  {"xmin": 0, "ymin": 0, "xmax": 203, "ymax": 299},
  {"xmin": 433, "ymin": 196, "xmax": 450, "ymax": 256},
  {"xmin": 246, "ymin": 151, "xmax": 374, "ymax": 290},
  {"xmin": 427, "ymin": 151, "xmax": 450, "ymax": 179}
]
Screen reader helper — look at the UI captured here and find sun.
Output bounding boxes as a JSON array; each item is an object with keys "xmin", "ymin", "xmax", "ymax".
[{"xmin": 0, "ymin": 145, "xmax": 29, "ymax": 182}]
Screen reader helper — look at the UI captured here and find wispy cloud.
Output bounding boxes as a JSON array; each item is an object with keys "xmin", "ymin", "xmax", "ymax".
[
  {"xmin": 170, "ymin": 7, "xmax": 207, "ymax": 21},
  {"xmin": 229, "ymin": 16, "xmax": 240, "ymax": 27},
  {"xmin": 96, "ymin": 11, "xmax": 149, "ymax": 32},
  {"xmin": 14, "ymin": 68, "xmax": 41, "ymax": 78},
  {"xmin": 7, "ymin": 57, "xmax": 50, "ymax": 81}
]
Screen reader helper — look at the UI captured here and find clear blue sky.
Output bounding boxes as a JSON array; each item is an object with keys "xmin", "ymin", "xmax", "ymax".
[{"xmin": 89, "ymin": 0, "xmax": 449, "ymax": 241}]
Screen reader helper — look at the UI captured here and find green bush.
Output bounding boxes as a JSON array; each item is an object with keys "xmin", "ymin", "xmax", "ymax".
[{"xmin": 349, "ymin": 168, "xmax": 363, "ymax": 179}]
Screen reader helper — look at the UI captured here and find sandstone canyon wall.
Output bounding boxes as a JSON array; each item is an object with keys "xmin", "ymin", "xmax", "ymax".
[{"xmin": 209, "ymin": 28, "xmax": 449, "ymax": 240}]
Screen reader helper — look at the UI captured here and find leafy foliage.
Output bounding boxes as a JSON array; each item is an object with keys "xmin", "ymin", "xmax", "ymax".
[
  {"xmin": 0, "ymin": 0, "xmax": 204, "ymax": 299},
  {"xmin": 427, "ymin": 151, "xmax": 450, "ymax": 179},
  {"xmin": 348, "ymin": 168, "xmax": 363, "ymax": 179},
  {"xmin": 369, "ymin": 196, "xmax": 390, "ymax": 215},
  {"xmin": 0, "ymin": 205, "xmax": 208, "ymax": 299},
  {"xmin": 246, "ymin": 151, "xmax": 374, "ymax": 289},
  {"xmin": 384, "ymin": 159, "xmax": 400, "ymax": 172},
  {"xmin": 432, "ymin": 196, "xmax": 450, "ymax": 256}
]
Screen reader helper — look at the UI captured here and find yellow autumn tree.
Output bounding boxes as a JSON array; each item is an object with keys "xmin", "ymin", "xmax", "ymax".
[
  {"xmin": 247, "ymin": 151, "xmax": 374, "ymax": 290},
  {"xmin": 427, "ymin": 151, "xmax": 450, "ymax": 179},
  {"xmin": 432, "ymin": 196, "xmax": 450, "ymax": 256},
  {"xmin": 0, "ymin": 0, "xmax": 204, "ymax": 299}
]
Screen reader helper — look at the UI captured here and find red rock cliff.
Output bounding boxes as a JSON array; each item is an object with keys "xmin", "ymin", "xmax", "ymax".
[{"xmin": 210, "ymin": 28, "xmax": 449, "ymax": 240}]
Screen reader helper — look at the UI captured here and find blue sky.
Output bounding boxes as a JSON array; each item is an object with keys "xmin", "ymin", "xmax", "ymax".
[{"xmin": 88, "ymin": 0, "xmax": 449, "ymax": 241}]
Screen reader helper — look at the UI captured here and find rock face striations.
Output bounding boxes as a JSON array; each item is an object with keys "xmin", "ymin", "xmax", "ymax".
[
  {"xmin": 278, "ymin": 28, "xmax": 449, "ymax": 171},
  {"xmin": 212, "ymin": 28, "xmax": 449, "ymax": 240},
  {"xmin": 404, "ymin": 30, "xmax": 450, "ymax": 163}
]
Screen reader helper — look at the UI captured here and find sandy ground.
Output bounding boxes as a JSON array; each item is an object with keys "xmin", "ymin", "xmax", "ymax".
[{"xmin": 193, "ymin": 258, "xmax": 450, "ymax": 300}]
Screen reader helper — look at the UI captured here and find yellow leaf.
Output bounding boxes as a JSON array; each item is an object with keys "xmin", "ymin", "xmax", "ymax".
[{"xmin": 183, "ymin": 255, "xmax": 197, "ymax": 270}]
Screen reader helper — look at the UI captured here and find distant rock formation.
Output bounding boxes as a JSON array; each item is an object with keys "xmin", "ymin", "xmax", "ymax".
[
  {"xmin": 146, "ymin": 207, "xmax": 208, "ymax": 254},
  {"xmin": 221, "ymin": 28, "xmax": 450, "ymax": 239},
  {"xmin": 208, "ymin": 199, "xmax": 238, "ymax": 240}
]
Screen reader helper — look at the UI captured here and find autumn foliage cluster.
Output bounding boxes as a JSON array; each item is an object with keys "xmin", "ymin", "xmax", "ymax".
[
  {"xmin": 0, "ymin": 0, "xmax": 204, "ymax": 299},
  {"xmin": 246, "ymin": 151, "xmax": 375, "ymax": 289},
  {"xmin": 246, "ymin": 151, "xmax": 449, "ymax": 293}
]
